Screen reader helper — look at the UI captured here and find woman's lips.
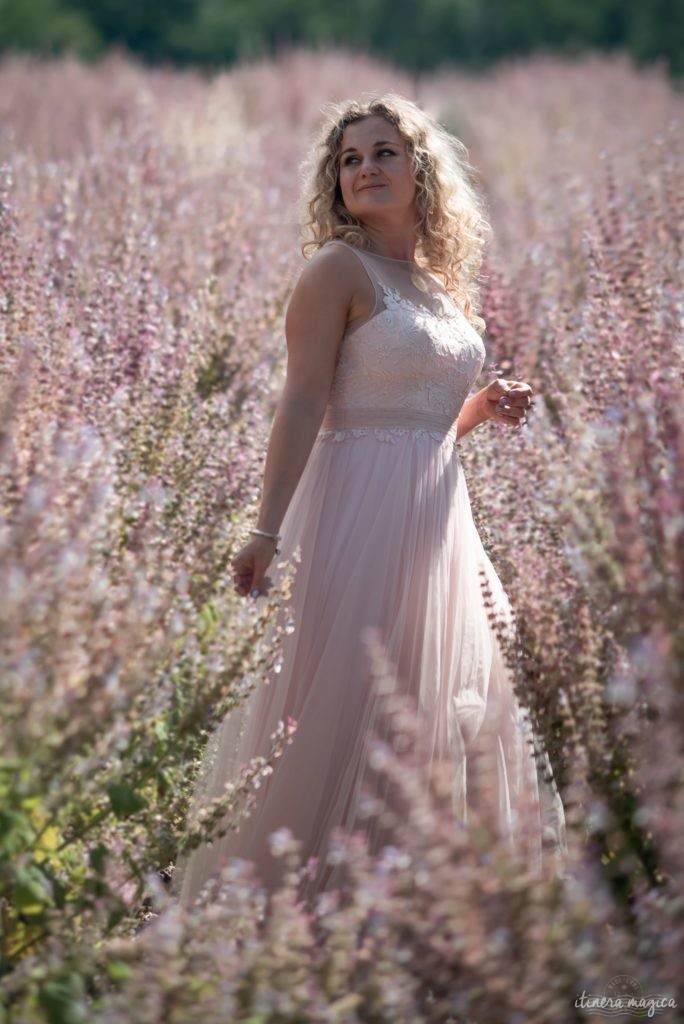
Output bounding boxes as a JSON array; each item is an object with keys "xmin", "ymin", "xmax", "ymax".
[{"xmin": 359, "ymin": 184, "xmax": 385, "ymax": 191}]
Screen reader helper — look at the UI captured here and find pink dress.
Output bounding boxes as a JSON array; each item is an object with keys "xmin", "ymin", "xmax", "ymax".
[{"xmin": 171, "ymin": 239, "xmax": 567, "ymax": 909}]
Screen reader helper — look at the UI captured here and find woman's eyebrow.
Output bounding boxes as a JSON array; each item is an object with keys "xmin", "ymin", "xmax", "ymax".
[{"xmin": 340, "ymin": 140, "xmax": 397, "ymax": 156}]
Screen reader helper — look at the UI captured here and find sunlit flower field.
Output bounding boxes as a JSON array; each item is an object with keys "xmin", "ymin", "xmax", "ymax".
[{"xmin": 0, "ymin": 45, "xmax": 682, "ymax": 1023}]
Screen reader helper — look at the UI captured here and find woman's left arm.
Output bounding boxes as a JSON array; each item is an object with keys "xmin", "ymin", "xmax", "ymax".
[{"xmin": 456, "ymin": 379, "xmax": 534, "ymax": 440}]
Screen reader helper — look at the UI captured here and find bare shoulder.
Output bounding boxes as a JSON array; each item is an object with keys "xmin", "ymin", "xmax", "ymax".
[
  {"xmin": 282, "ymin": 245, "xmax": 361, "ymax": 403},
  {"xmin": 286, "ymin": 242, "xmax": 362, "ymax": 330},
  {"xmin": 294, "ymin": 241, "xmax": 361, "ymax": 295}
]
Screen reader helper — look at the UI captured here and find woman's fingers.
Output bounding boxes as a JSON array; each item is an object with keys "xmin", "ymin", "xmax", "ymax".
[
  {"xmin": 232, "ymin": 561, "xmax": 275, "ymax": 599},
  {"xmin": 495, "ymin": 394, "xmax": 530, "ymax": 426},
  {"xmin": 484, "ymin": 379, "xmax": 532, "ymax": 423},
  {"xmin": 231, "ymin": 559, "xmax": 252, "ymax": 596}
]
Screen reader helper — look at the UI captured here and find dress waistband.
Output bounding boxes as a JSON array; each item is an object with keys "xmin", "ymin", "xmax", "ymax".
[{"xmin": 319, "ymin": 406, "xmax": 457, "ymax": 435}]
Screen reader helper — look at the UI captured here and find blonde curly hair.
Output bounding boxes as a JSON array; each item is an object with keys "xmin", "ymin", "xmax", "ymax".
[{"xmin": 297, "ymin": 92, "xmax": 492, "ymax": 336}]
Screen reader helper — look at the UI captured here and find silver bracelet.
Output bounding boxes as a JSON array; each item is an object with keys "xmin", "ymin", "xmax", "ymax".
[{"xmin": 250, "ymin": 527, "xmax": 281, "ymax": 542}]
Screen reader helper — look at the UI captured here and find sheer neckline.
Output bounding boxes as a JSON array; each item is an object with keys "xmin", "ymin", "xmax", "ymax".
[
  {"xmin": 364, "ymin": 248, "xmax": 417, "ymax": 266},
  {"xmin": 328, "ymin": 238, "xmax": 462, "ymax": 315},
  {"xmin": 332, "ymin": 239, "xmax": 417, "ymax": 266}
]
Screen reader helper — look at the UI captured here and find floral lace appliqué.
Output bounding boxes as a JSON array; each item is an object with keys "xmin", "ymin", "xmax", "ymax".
[
  {"xmin": 380, "ymin": 282, "xmax": 462, "ymax": 325},
  {"xmin": 321, "ymin": 268, "xmax": 485, "ymax": 442}
]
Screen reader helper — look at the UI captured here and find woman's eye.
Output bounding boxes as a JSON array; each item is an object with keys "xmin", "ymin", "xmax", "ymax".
[{"xmin": 344, "ymin": 149, "xmax": 395, "ymax": 165}]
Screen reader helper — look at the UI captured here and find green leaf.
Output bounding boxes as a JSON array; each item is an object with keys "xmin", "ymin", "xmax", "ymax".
[
  {"xmin": 0, "ymin": 809, "xmax": 34, "ymax": 856},
  {"xmin": 107, "ymin": 903, "xmax": 128, "ymax": 930},
  {"xmin": 38, "ymin": 973, "xmax": 88, "ymax": 1024},
  {"xmin": 105, "ymin": 782, "xmax": 147, "ymax": 819},
  {"xmin": 154, "ymin": 719, "xmax": 168, "ymax": 742},
  {"xmin": 155, "ymin": 768, "xmax": 170, "ymax": 797},
  {"xmin": 197, "ymin": 601, "xmax": 218, "ymax": 641},
  {"xmin": 89, "ymin": 843, "xmax": 109, "ymax": 875},
  {"xmin": 106, "ymin": 961, "xmax": 134, "ymax": 980},
  {"xmin": 12, "ymin": 863, "xmax": 54, "ymax": 914},
  {"xmin": 50, "ymin": 874, "xmax": 68, "ymax": 910}
]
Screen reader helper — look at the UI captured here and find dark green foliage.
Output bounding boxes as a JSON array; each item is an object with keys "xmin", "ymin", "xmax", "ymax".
[{"xmin": 0, "ymin": 0, "xmax": 681, "ymax": 79}]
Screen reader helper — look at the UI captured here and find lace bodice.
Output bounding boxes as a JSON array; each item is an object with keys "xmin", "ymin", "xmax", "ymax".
[{"xmin": 317, "ymin": 240, "xmax": 486, "ymax": 445}]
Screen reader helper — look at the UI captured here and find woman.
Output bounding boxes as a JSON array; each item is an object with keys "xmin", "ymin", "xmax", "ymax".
[{"xmin": 172, "ymin": 93, "xmax": 567, "ymax": 912}]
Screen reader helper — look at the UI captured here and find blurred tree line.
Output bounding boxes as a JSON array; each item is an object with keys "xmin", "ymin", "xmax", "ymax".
[{"xmin": 0, "ymin": 0, "xmax": 682, "ymax": 79}]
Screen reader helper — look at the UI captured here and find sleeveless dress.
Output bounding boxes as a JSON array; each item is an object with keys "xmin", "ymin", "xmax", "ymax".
[{"xmin": 171, "ymin": 239, "xmax": 568, "ymax": 909}]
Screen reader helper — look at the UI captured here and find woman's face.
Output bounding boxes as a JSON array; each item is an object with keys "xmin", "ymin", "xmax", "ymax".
[{"xmin": 337, "ymin": 115, "xmax": 416, "ymax": 224}]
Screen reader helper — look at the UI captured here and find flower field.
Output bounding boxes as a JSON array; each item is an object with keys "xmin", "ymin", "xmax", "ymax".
[{"xmin": 0, "ymin": 46, "xmax": 682, "ymax": 1023}]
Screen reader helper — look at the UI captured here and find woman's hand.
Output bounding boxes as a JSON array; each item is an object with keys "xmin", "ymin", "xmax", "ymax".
[
  {"xmin": 231, "ymin": 536, "xmax": 277, "ymax": 599},
  {"xmin": 480, "ymin": 378, "xmax": 534, "ymax": 428}
]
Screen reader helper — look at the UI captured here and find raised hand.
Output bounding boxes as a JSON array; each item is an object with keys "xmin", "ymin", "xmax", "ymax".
[{"xmin": 481, "ymin": 378, "xmax": 534, "ymax": 428}]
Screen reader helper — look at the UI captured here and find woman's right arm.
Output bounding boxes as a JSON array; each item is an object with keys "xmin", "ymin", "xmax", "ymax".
[{"xmin": 231, "ymin": 246, "xmax": 354, "ymax": 597}]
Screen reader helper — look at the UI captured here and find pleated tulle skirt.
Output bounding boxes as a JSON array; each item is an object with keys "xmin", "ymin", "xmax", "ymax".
[{"xmin": 171, "ymin": 428, "xmax": 567, "ymax": 910}]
